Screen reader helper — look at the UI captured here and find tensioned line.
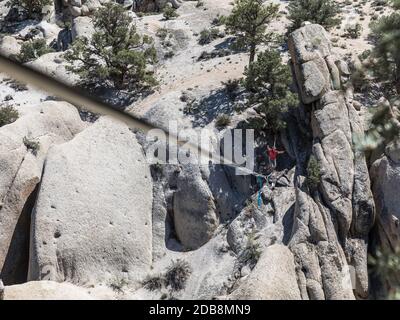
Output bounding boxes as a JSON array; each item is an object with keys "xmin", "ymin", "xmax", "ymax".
[{"xmin": 0, "ymin": 54, "xmax": 266, "ymax": 179}]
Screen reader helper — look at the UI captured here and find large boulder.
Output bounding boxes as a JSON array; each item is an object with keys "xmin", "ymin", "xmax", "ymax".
[
  {"xmin": 85, "ymin": 0, "xmax": 102, "ymax": 12},
  {"xmin": 0, "ymin": 101, "xmax": 86, "ymax": 285},
  {"xmin": 0, "ymin": 36, "xmax": 21, "ymax": 57},
  {"xmin": 230, "ymin": 245, "xmax": 301, "ymax": 300},
  {"xmin": 173, "ymin": 164, "xmax": 219, "ymax": 250},
  {"xmin": 36, "ymin": 21, "xmax": 62, "ymax": 43},
  {"xmin": 71, "ymin": 16, "xmax": 95, "ymax": 41},
  {"xmin": 26, "ymin": 52, "xmax": 78, "ymax": 84},
  {"xmin": 202, "ymin": 164, "xmax": 246, "ymax": 222},
  {"xmin": 28, "ymin": 117, "xmax": 153, "ymax": 286},
  {"xmin": 42, "ymin": 4, "xmax": 56, "ymax": 23}
]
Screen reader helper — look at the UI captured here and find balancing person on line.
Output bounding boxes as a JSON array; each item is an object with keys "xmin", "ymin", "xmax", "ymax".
[{"xmin": 267, "ymin": 143, "xmax": 285, "ymax": 170}]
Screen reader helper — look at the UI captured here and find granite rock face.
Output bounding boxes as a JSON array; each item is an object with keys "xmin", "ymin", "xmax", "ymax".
[
  {"xmin": 0, "ymin": 102, "xmax": 86, "ymax": 285},
  {"xmin": 229, "ymin": 244, "xmax": 301, "ymax": 300},
  {"xmin": 288, "ymin": 24, "xmax": 375, "ymax": 299},
  {"xmin": 173, "ymin": 164, "xmax": 219, "ymax": 250},
  {"xmin": 370, "ymin": 143, "xmax": 400, "ymax": 251},
  {"xmin": 28, "ymin": 117, "xmax": 153, "ymax": 285}
]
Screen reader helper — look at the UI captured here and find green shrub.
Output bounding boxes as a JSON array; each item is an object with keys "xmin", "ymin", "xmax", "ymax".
[
  {"xmin": 17, "ymin": 39, "xmax": 54, "ymax": 63},
  {"xmin": 353, "ymin": 0, "xmax": 400, "ymax": 152},
  {"xmin": 160, "ymin": 293, "xmax": 168, "ymax": 299},
  {"xmin": 288, "ymin": 0, "xmax": 341, "ymax": 31},
  {"xmin": 306, "ymin": 155, "xmax": 321, "ymax": 190},
  {"xmin": 163, "ymin": 6, "xmax": 179, "ymax": 20},
  {"xmin": 142, "ymin": 274, "xmax": 165, "ymax": 291},
  {"xmin": 350, "ymin": 69, "xmax": 370, "ymax": 92},
  {"xmin": 225, "ymin": 0, "xmax": 279, "ymax": 67},
  {"xmin": 355, "ymin": 102, "xmax": 400, "ymax": 152},
  {"xmin": 216, "ymin": 114, "xmax": 232, "ymax": 128},
  {"xmin": 198, "ymin": 28, "xmax": 220, "ymax": 45},
  {"xmin": 6, "ymin": 0, "xmax": 52, "ymax": 19},
  {"xmin": 244, "ymin": 49, "xmax": 298, "ymax": 132},
  {"xmin": 108, "ymin": 276, "xmax": 128, "ymax": 293},
  {"xmin": 165, "ymin": 259, "xmax": 192, "ymax": 291},
  {"xmin": 370, "ymin": 0, "xmax": 400, "ymax": 94},
  {"xmin": 8, "ymin": 79, "xmax": 28, "ymax": 91},
  {"xmin": 240, "ymin": 231, "xmax": 261, "ymax": 267},
  {"xmin": 212, "ymin": 14, "xmax": 226, "ymax": 26},
  {"xmin": 164, "ymin": 50, "xmax": 175, "ymax": 59},
  {"xmin": 345, "ymin": 23, "xmax": 362, "ymax": 39},
  {"xmin": 23, "ymin": 137, "xmax": 40, "ymax": 156},
  {"xmin": 156, "ymin": 28, "xmax": 169, "ymax": 40},
  {"xmin": 0, "ymin": 106, "xmax": 19, "ymax": 127},
  {"xmin": 369, "ymin": 246, "xmax": 400, "ymax": 299},
  {"xmin": 65, "ymin": 3, "xmax": 157, "ymax": 91},
  {"xmin": 358, "ymin": 49, "xmax": 372, "ymax": 61},
  {"xmin": 222, "ymin": 78, "xmax": 241, "ymax": 98}
]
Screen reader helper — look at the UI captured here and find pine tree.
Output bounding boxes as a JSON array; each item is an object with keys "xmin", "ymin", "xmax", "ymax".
[
  {"xmin": 65, "ymin": 3, "xmax": 157, "ymax": 91},
  {"xmin": 225, "ymin": 0, "xmax": 279, "ymax": 68},
  {"xmin": 356, "ymin": 0, "xmax": 400, "ymax": 152},
  {"xmin": 6, "ymin": 0, "xmax": 52, "ymax": 19},
  {"xmin": 244, "ymin": 50, "xmax": 298, "ymax": 132},
  {"xmin": 371, "ymin": 0, "xmax": 400, "ymax": 94},
  {"xmin": 288, "ymin": 0, "xmax": 341, "ymax": 31}
]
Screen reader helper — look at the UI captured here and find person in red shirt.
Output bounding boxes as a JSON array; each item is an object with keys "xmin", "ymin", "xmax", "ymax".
[{"xmin": 267, "ymin": 144, "xmax": 285, "ymax": 169}]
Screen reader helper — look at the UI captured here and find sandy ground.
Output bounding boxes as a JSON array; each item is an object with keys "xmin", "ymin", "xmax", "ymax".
[
  {"xmin": 1, "ymin": 0, "xmax": 390, "ymax": 123},
  {"xmin": 128, "ymin": 0, "xmax": 248, "ymax": 117},
  {"xmin": 128, "ymin": 0, "xmax": 385, "ymax": 123},
  {"xmin": 127, "ymin": 0, "xmax": 291, "ymax": 124},
  {"xmin": 0, "ymin": 74, "xmax": 49, "ymax": 116}
]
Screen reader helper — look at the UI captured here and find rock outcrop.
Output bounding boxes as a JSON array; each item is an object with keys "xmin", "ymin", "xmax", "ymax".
[
  {"xmin": 132, "ymin": 0, "xmax": 183, "ymax": 11},
  {"xmin": 370, "ymin": 142, "xmax": 400, "ymax": 251},
  {"xmin": 287, "ymin": 24, "xmax": 375, "ymax": 299},
  {"xmin": 58, "ymin": 0, "xmax": 182, "ymax": 17},
  {"xmin": 59, "ymin": 0, "xmax": 103, "ymax": 17},
  {"xmin": 0, "ymin": 101, "xmax": 86, "ymax": 285},
  {"xmin": 28, "ymin": 117, "xmax": 153, "ymax": 286},
  {"xmin": 0, "ymin": 36, "xmax": 21, "ymax": 57},
  {"xmin": 173, "ymin": 164, "xmax": 219, "ymax": 250},
  {"xmin": 3, "ymin": 281, "xmax": 95, "ymax": 300},
  {"xmin": 71, "ymin": 16, "xmax": 95, "ymax": 41},
  {"xmin": 26, "ymin": 52, "xmax": 78, "ymax": 84},
  {"xmin": 230, "ymin": 244, "xmax": 301, "ymax": 300}
]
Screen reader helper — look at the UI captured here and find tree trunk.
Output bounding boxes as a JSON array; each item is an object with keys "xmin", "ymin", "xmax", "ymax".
[
  {"xmin": 246, "ymin": 43, "xmax": 257, "ymax": 92},
  {"xmin": 113, "ymin": 69, "xmax": 127, "ymax": 90},
  {"xmin": 28, "ymin": 0, "xmax": 37, "ymax": 19},
  {"xmin": 249, "ymin": 43, "xmax": 256, "ymax": 68}
]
